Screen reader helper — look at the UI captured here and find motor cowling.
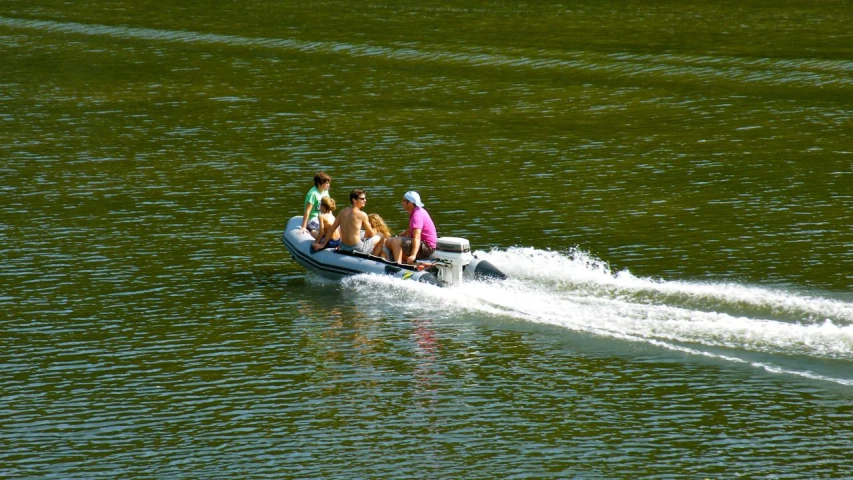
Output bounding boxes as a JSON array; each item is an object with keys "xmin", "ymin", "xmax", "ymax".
[{"xmin": 431, "ymin": 237, "xmax": 473, "ymax": 285}]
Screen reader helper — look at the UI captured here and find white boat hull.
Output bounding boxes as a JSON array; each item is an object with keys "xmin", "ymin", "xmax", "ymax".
[
  {"xmin": 281, "ymin": 216, "xmax": 440, "ymax": 284},
  {"xmin": 281, "ymin": 216, "xmax": 506, "ymax": 285}
]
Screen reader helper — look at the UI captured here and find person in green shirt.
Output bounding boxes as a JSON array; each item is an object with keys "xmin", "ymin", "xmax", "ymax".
[{"xmin": 299, "ymin": 171, "xmax": 331, "ymax": 238}]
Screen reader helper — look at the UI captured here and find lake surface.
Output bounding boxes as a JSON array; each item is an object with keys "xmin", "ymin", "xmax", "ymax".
[{"xmin": 2, "ymin": 1, "xmax": 852, "ymax": 477}]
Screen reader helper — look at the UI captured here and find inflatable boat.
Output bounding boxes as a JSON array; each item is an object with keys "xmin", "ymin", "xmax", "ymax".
[{"xmin": 281, "ymin": 215, "xmax": 506, "ymax": 286}]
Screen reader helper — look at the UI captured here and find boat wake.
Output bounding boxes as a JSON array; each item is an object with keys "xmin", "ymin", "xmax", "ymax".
[
  {"xmin": 1, "ymin": 15, "xmax": 851, "ymax": 89},
  {"xmin": 342, "ymin": 247, "xmax": 853, "ymax": 386}
]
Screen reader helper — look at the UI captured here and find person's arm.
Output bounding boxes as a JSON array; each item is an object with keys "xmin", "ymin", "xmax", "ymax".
[
  {"xmin": 363, "ymin": 213, "xmax": 376, "ymax": 238},
  {"xmin": 299, "ymin": 202, "xmax": 313, "ymax": 234},
  {"xmin": 314, "ymin": 216, "xmax": 340, "ymax": 249},
  {"xmin": 316, "ymin": 217, "xmax": 327, "ymax": 242},
  {"xmin": 406, "ymin": 228, "xmax": 422, "ymax": 264}
]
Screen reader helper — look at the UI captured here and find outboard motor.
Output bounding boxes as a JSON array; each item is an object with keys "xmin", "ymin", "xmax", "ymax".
[{"xmin": 431, "ymin": 237, "xmax": 473, "ymax": 286}]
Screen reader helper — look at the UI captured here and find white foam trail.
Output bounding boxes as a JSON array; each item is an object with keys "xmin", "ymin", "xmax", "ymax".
[
  {"xmin": 471, "ymin": 278, "xmax": 853, "ymax": 359},
  {"xmin": 340, "ymin": 247, "xmax": 853, "ymax": 385},
  {"xmin": 477, "ymin": 247, "xmax": 853, "ymax": 324}
]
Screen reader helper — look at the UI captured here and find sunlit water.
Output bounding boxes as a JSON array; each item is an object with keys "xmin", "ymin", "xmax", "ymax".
[
  {"xmin": 348, "ymin": 249, "xmax": 853, "ymax": 385},
  {"xmin": 2, "ymin": 1, "xmax": 852, "ymax": 477}
]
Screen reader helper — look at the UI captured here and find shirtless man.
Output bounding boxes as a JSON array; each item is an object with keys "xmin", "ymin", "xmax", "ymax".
[{"xmin": 313, "ymin": 189, "xmax": 384, "ymax": 256}]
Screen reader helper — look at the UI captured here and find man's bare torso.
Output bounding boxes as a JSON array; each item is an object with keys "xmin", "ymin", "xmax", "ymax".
[{"xmin": 338, "ymin": 207, "xmax": 368, "ymax": 246}]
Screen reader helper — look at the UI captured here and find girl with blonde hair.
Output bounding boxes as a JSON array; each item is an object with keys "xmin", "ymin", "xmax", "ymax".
[
  {"xmin": 316, "ymin": 196, "xmax": 341, "ymax": 248},
  {"xmin": 368, "ymin": 213, "xmax": 392, "ymax": 238}
]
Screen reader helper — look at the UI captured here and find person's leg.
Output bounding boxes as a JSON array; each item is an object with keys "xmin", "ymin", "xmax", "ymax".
[
  {"xmin": 416, "ymin": 243, "xmax": 435, "ymax": 260},
  {"xmin": 386, "ymin": 236, "xmax": 403, "ymax": 263},
  {"xmin": 307, "ymin": 218, "xmax": 320, "ymax": 239},
  {"xmin": 399, "ymin": 237, "xmax": 415, "ymax": 264},
  {"xmin": 371, "ymin": 235, "xmax": 386, "ymax": 257},
  {"xmin": 359, "ymin": 235, "xmax": 380, "ymax": 255}
]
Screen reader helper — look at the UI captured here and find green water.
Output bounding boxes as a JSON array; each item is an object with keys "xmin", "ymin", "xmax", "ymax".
[{"xmin": 2, "ymin": 1, "xmax": 852, "ymax": 478}]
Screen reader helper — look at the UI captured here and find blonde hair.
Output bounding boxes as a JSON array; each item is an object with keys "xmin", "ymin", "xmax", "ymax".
[
  {"xmin": 368, "ymin": 213, "xmax": 391, "ymax": 237},
  {"xmin": 320, "ymin": 196, "xmax": 336, "ymax": 212}
]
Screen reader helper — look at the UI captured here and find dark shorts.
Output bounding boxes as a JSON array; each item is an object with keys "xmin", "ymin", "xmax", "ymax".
[{"xmin": 401, "ymin": 237, "xmax": 435, "ymax": 260}]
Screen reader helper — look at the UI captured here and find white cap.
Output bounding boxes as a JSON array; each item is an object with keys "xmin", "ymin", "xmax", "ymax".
[{"xmin": 404, "ymin": 191, "xmax": 424, "ymax": 207}]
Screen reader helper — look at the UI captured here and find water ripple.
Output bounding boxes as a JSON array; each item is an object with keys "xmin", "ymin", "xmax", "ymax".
[{"xmin": 1, "ymin": 16, "xmax": 851, "ymax": 89}]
